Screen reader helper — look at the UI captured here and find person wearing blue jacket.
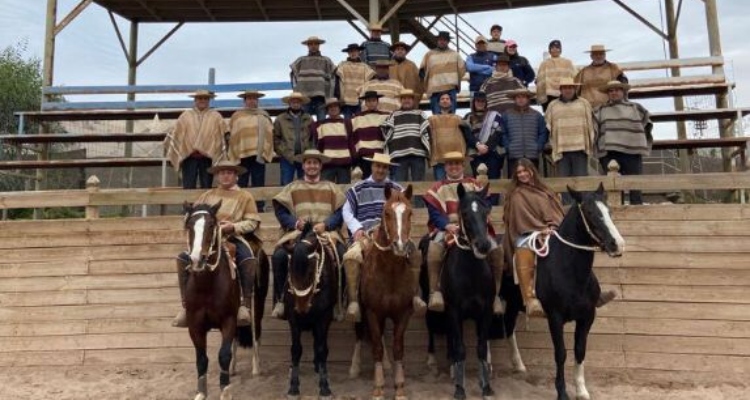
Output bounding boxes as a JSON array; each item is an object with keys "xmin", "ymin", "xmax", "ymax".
[
  {"xmin": 501, "ymin": 88, "xmax": 549, "ymax": 177},
  {"xmin": 505, "ymin": 40, "xmax": 536, "ymax": 88},
  {"xmin": 465, "ymin": 36, "xmax": 496, "ymax": 93}
]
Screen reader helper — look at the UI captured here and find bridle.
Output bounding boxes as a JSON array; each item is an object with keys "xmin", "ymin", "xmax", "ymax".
[
  {"xmin": 288, "ymin": 236, "xmax": 326, "ymax": 298},
  {"xmin": 528, "ymin": 204, "xmax": 603, "ymax": 257},
  {"xmin": 186, "ymin": 210, "xmax": 223, "ymax": 272}
]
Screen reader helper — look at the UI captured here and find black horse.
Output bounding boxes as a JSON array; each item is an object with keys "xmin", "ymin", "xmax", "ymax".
[
  {"xmin": 284, "ymin": 222, "xmax": 339, "ymax": 400},
  {"xmin": 536, "ymin": 184, "xmax": 624, "ymax": 400}
]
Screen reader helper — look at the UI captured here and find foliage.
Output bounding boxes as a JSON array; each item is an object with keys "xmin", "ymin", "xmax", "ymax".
[{"xmin": 0, "ymin": 39, "xmax": 42, "ymax": 134}]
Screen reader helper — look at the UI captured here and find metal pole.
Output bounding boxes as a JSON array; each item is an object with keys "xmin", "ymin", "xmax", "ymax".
[
  {"xmin": 704, "ymin": 0, "xmax": 732, "ymax": 172},
  {"xmin": 123, "ymin": 20, "xmax": 138, "ymax": 216},
  {"xmin": 664, "ymin": 0, "xmax": 690, "ymax": 174}
]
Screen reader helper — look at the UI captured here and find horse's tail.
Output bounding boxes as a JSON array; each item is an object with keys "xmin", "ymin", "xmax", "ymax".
[{"xmin": 236, "ymin": 325, "xmax": 254, "ymax": 348}]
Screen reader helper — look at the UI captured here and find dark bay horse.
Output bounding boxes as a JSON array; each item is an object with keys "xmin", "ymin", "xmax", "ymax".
[
  {"xmin": 440, "ymin": 183, "xmax": 498, "ymax": 400},
  {"xmin": 351, "ymin": 184, "xmax": 418, "ymax": 400},
  {"xmin": 536, "ymin": 184, "xmax": 624, "ymax": 400},
  {"xmin": 183, "ymin": 202, "xmax": 253, "ymax": 400},
  {"xmin": 284, "ymin": 222, "xmax": 339, "ymax": 400}
]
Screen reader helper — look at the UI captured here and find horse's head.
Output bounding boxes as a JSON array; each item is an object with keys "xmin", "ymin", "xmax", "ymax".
[
  {"xmin": 567, "ymin": 184, "xmax": 625, "ymax": 257},
  {"xmin": 289, "ymin": 221, "xmax": 322, "ymax": 313},
  {"xmin": 183, "ymin": 201, "xmax": 222, "ymax": 272},
  {"xmin": 457, "ymin": 183, "xmax": 493, "ymax": 258},
  {"xmin": 381, "ymin": 184, "xmax": 413, "ymax": 256}
]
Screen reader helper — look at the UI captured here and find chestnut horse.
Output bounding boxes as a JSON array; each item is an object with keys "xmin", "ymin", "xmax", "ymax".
[
  {"xmin": 350, "ymin": 184, "xmax": 417, "ymax": 400},
  {"xmin": 183, "ymin": 202, "xmax": 252, "ymax": 400}
]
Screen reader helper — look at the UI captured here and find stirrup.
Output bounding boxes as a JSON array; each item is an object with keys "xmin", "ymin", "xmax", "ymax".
[
  {"xmin": 237, "ymin": 305, "xmax": 251, "ymax": 326},
  {"xmin": 172, "ymin": 309, "xmax": 187, "ymax": 328},
  {"xmin": 345, "ymin": 302, "xmax": 361, "ymax": 323},
  {"xmin": 428, "ymin": 292, "xmax": 445, "ymax": 312},
  {"xmin": 271, "ymin": 302, "xmax": 285, "ymax": 320}
]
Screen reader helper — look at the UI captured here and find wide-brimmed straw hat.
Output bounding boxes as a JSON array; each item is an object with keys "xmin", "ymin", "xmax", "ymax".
[
  {"xmin": 369, "ymin": 23, "xmax": 383, "ymax": 31},
  {"xmin": 585, "ymin": 44, "xmax": 611, "ymax": 53},
  {"xmin": 294, "ymin": 149, "xmax": 330, "ymax": 164},
  {"xmin": 557, "ymin": 77, "xmax": 581, "ymax": 87},
  {"xmin": 372, "ymin": 59, "xmax": 394, "ymax": 68},
  {"xmin": 440, "ymin": 151, "xmax": 466, "ymax": 163},
  {"xmin": 237, "ymin": 90, "xmax": 265, "ymax": 99},
  {"xmin": 398, "ymin": 89, "xmax": 419, "ymax": 100},
  {"xmin": 302, "ymin": 36, "xmax": 326, "ymax": 45},
  {"xmin": 508, "ymin": 88, "xmax": 536, "ymax": 99},
  {"xmin": 324, "ymin": 98, "xmax": 341, "ymax": 108},
  {"xmin": 282, "ymin": 92, "xmax": 311, "ymax": 105},
  {"xmin": 362, "ymin": 153, "xmax": 399, "ymax": 167},
  {"xmin": 188, "ymin": 90, "xmax": 216, "ymax": 98},
  {"xmin": 208, "ymin": 160, "xmax": 247, "ymax": 175},
  {"xmin": 599, "ymin": 80, "xmax": 631, "ymax": 93}
]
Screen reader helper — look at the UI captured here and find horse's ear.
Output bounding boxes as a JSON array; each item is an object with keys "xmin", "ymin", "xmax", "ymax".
[
  {"xmin": 457, "ymin": 182, "xmax": 467, "ymax": 199},
  {"xmin": 567, "ymin": 185, "xmax": 583, "ymax": 204},
  {"xmin": 183, "ymin": 201, "xmax": 193, "ymax": 215},
  {"xmin": 403, "ymin": 184, "xmax": 413, "ymax": 200},
  {"xmin": 596, "ymin": 182, "xmax": 605, "ymax": 196},
  {"xmin": 209, "ymin": 200, "xmax": 222, "ymax": 215},
  {"xmin": 384, "ymin": 183, "xmax": 393, "ymax": 200}
]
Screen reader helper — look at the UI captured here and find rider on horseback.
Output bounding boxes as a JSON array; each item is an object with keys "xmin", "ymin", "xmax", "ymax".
[
  {"xmin": 503, "ymin": 158, "xmax": 617, "ymax": 317},
  {"xmin": 341, "ymin": 153, "xmax": 427, "ymax": 323},
  {"xmin": 424, "ymin": 151, "xmax": 506, "ymax": 315},
  {"xmin": 172, "ymin": 160, "xmax": 262, "ymax": 327},
  {"xmin": 271, "ymin": 149, "xmax": 347, "ymax": 320}
]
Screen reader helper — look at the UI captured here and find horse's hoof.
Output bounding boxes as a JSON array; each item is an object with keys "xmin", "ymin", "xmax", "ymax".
[
  {"xmin": 453, "ymin": 386, "xmax": 467, "ymax": 400},
  {"xmin": 286, "ymin": 395, "xmax": 300, "ymax": 400},
  {"xmin": 482, "ymin": 386, "xmax": 495, "ymax": 400},
  {"xmin": 194, "ymin": 393, "xmax": 207, "ymax": 400},
  {"xmin": 576, "ymin": 393, "xmax": 591, "ymax": 400},
  {"xmin": 220, "ymin": 386, "xmax": 234, "ymax": 400},
  {"xmin": 372, "ymin": 386, "xmax": 385, "ymax": 400},
  {"xmin": 513, "ymin": 362, "xmax": 527, "ymax": 374},
  {"xmin": 349, "ymin": 365, "xmax": 360, "ymax": 379},
  {"xmin": 319, "ymin": 396, "xmax": 333, "ymax": 400}
]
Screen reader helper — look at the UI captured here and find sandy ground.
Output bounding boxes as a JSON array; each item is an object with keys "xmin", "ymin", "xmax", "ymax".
[{"xmin": 2, "ymin": 358, "xmax": 745, "ymax": 400}]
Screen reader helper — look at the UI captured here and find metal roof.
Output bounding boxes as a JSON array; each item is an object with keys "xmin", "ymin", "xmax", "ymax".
[{"xmin": 93, "ymin": 0, "xmax": 593, "ymax": 23}]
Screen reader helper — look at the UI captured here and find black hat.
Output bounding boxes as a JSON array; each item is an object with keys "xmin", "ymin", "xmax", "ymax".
[
  {"xmin": 342, "ymin": 43, "xmax": 364, "ymax": 53},
  {"xmin": 549, "ymin": 40, "xmax": 562, "ymax": 50},
  {"xmin": 496, "ymin": 54, "xmax": 510, "ymax": 64},
  {"xmin": 473, "ymin": 91, "xmax": 487, "ymax": 100},
  {"xmin": 437, "ymin": 31, "xmax": 451, "ymax": 40},
  {"xmin": 390, "ymin": 41, "xmax": 411, "ymax": 52},
  {"xmin": 358, "ymin": 90, "xmax": 384, "ymax": 100},
  {"xmin": 490, "ymin": 24, "xmax": 503, "ymax": 32}
]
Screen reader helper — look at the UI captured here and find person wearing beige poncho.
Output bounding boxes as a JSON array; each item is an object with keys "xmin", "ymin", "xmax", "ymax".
[{"xmin": 164, "ymin": 90, "xmax": 226, "ymax": 189}]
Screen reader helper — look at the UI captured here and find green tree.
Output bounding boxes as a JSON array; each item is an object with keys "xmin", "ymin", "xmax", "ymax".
[{"xmin": 0, "ymin": 39, "xmax": 42, "ymax": 134}]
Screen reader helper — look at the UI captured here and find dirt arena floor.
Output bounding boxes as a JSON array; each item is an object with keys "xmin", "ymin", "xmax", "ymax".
[{"xmin": 3, "ymin": 356, "xmax": 746, "ymax": 400}]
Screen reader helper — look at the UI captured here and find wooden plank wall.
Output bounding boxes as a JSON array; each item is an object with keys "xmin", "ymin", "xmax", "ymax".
[{"xmin": 0, "ymin": 204, "xmax": 748, "ymax": 376}]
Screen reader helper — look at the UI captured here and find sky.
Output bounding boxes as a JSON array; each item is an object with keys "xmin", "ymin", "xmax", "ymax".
[{"xmin": 1, "ymin": 0, "xmax": 748, "ymax": 138}]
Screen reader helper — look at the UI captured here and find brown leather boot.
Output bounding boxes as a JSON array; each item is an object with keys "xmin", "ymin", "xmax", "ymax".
[
  {"xmin": 515, "ymin": 248, "xmax": 545, "ymax": 318},
  {"xmin": 237, "ymin": 258, "xmax": 258, "ymax": 327},
  {"xmin": 171, "ymin": 257, "xmax": 190, "ymax": 327},
  {"xmin": 487, "ymin": 246, "xmax": 505, "ymax": 315},
  {"xmin": 343, "ymin": 258, "xmax": 362, "ymax": 323},
  {"xmin": 407, "ymin": 243, "xmax": 426, "ymax": 316},
  {"xmin": 426, "ymin": 241, "xmax": 445, "ymax": 312},
  {"xmin": 597, "ymin": 289, "xmax": 617, "ymax": 307}
]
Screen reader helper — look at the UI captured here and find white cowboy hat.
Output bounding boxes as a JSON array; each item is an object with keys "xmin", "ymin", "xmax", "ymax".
[{"xmin": 362, "ymin": 153, "xmax": 399, "ymax": 167}]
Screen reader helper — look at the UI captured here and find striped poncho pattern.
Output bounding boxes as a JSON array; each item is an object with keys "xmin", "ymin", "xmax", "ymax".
[
  {"xmin": 345, "ymin": 178, "xmax": 404, "ymax": 233},
  {"xmin": 381, "ymin": 109, "xmax": 431, "ymax": 160}
]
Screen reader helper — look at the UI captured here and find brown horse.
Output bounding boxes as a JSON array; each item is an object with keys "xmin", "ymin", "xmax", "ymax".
[
  {"xmin": 183, "ymin": 202, "xmax": 252, "ymax": 400},
  {"xmin": 352, "ymin": 184, "xmax": 418, "ymax": 400}
]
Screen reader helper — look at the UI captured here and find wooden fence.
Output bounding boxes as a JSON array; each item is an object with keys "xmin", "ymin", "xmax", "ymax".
[{"xmin": 0, "ymin": 172, "xmax": 749, "ymax": 378}]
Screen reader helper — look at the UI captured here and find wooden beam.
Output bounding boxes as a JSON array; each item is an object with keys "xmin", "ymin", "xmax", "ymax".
[
  {"xmin": 134, "ymin": 0, "xmax": 162, "ymax": 21},
  {"xmin": 136, "ymin": 22, "xmax": 184, "ymax": 67},
  {"xmin": 108, "ymin": 10, "xmax": 130, "ymax": 62},
  {"xmin": 313, "ymin": 0, "xmax": 322, "ymax": 20},
  {"xmin": 54, "ymin": 0, "xmax": 92, "ymax": 36},
  {"xmin": 610, "ymin": 0, "xmax": 669, "ymax": 40},
  {"xmin": 253, "ymin": 0, "xmax": 269, "ymax": 21},
  {"xmin": 334, "ymin": 0, "xmax": 368, "ymax": 26},
  {"xmin": 195, "ymin": 0, "xmax": 215, "ymax": 22},
  {"xmin": 379, "ymin": 0, "xmax": 408, "ymax": 25}
]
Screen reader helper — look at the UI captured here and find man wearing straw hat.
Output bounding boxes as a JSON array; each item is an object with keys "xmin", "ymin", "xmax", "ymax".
[
  {"xmin": 165, "ymin": 90, "xmax": 226, "ymax": 189},
  {"xmin": 341, "ymin": 153, "xmax": 426, "ymax": 322},
  {"xmin": 290, "ymin": 36, "xmax": 335, "ymax": 121},
  {"xmin": 575, "ymin": 44, "xmax": 628, "ymax": 108},
  {"xmin": 501, "ymin": 88, "xmax": 549, "ymax": 178},
  {"xmin": 359, "ymin": 59, "xmax": 404, "ymax": 113},
  {"xmin": 172, "ymin": 160, "xmax": 261, "ymax": 328},
  {"xmin": 423, "ymin": 151, "xmax": 505, "ymax": 314},
  {"xmin": 270, "ymin": 149, "xmax": 347, "ymax": 319},
  {"xmin": 351, "ymin": 90, "xmax": 390, "ymax": 178},
  {"xmin": 594, "ymin": 80, "xmax": 653, "ymax": 205},
  {"xmin": 420, "ymin": 31, "xmax": 466, "ymax": 115},
  {"xmin": 381, "ymin": 89, "xmax": 430, "ymax": 186},
  {"xmin": 274, "ymin": 92, "xmax": 314, "ymax": 186},
  {"xmin": 228, "ymin": 90, "xmax": 275, "ymax": 211},
  {"xmin": 360, "ymin": 23, "xmax": 392, "ymax": 66},
  {"xmin": 389, "ymin": 41, "xmax": 424, "ymax": 103},
  {"xmin": 545, "ymin": 77, "xmax": 595, "ymax": 200},
  {"xmin": 535, "ymin": 39, "xmax": 577, "ymax": 111},
  {"xmin": 312, "ymin": 98, "xmax": 355, "ymax": 184},
  {"xmin": 335, "ymin": 43, "xmax": 374, "ymax": 119}
]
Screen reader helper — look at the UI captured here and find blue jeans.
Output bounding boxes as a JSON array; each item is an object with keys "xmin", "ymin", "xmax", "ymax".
[
  {"xmin": 238, "ymin": 157, "xmax": 267, "ymax": 210},
  {"xmin": 181, "ymin": 156, "xmax": 213, "ymax": 189},
  {"xmin": 280, "ymin": 158, "xmax": 303, "ymax": 186},
  {"xmin": 433, "ymin": 164, "xmax": 446, "ymax": 181},
  {"xmin": 471, "ymin": 153, "xmax": 504, "ymax": 205},
  {"xmin": 429, "ymin": 89, "xmax": 457, "ymax": 115},
  {"xmin": 322, "ymin": 165, "xmax": 351, "ymax": 184},
  {"xmin": 306, "ymin": 96, "xmax": 327, "ymax": 122}
]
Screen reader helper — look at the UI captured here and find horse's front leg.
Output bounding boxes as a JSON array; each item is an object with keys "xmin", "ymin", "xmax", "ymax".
[
  {"xmin": 547, "ymin": 314, "xmax": 570, "ymax": 400},
  {"xmin": 447, "ymin": 308, "xmax": 466, "ymax": 400},
  {"xmin": 393, "ymin": 314, "xmax": 410, "ymax": 400},
  {"xmin": 218, "ymin": 326, "xmax": 235, "ymax": 400},
  {"xmin": 287, "ymin": 321, "xmax": 302, "ymax": 400},
  {"xmin": 476, "ymin": 313, "xmax": 495, "ymax": 400},
  {"xmin": 573, "ymin": 314, "xmax": 595, "ymax": 400},
  {"xmin": 189, "ymin": 328, "xmax": 209, "ymax": 400},
  {"xmin": 312, "ymin": 319, "xmax": 333, "ymax": 400},
  {"xmin": 366, "ymin": 311, "xmax": 386, "ymax": 400}
]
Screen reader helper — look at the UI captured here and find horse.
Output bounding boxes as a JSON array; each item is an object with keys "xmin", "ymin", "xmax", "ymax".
[
  {"xmin": 437, "ymin": 183, "xmax": 499, "ymax": 400},
  {"xmin": 183, "ymin": 202, "xmax": 253, "ymax": 400},
  {"xmin": 284, "ymin": 222, "xmax": 339, "ymax": 400},
  {"xmin": 536, "ymin": 184, "xmax": 624, "ymax": 400},
  {"xmin": 348, "ymin": 184, "xmax": 418, "ymax": 400}
]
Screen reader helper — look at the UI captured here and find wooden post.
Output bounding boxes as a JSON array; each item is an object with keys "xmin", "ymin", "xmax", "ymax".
[
  {"xmin": 86, "ymin": 175, "xmax": 100, "ymax": 219},
  {"xmin": 606, "ymin": 160, "xmax": 622, "ymax": 207},
  {"xmin": 664, "ymin": 0, "xmax": 690, "ymax": 175},
  {"xmin": 476, "ymin": 162, "xmax": 489, "ymax": 188},
  {"xmin": 704, "ymin": 0, "xmax": 733, "ymax": 172}
]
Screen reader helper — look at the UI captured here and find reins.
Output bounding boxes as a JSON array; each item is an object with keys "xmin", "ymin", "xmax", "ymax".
[
  {"xmin": 527, "ymin": 205, "xmax": 602, "ymax": 257},
  {"xmin": 288, "ymin": 234, "xmax": 327, "ymax": 298}
]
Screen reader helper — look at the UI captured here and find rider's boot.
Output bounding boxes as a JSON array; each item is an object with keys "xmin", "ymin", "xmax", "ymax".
[
  {"xmin": 426, "ymin": 241, "xmax": 445, "ymax": 312},
  {"xmin": 407, "ymin": 241, "xmax": 427, "ymax": 316},
  {"xmin": 271, "ymin": 248, "xmax": 289, "ymax": 320},
  {"xmin": 487, "ymin": 246, "xmax": 506, "ymax": 315},
  {"xmin": 237, "ymin": 258, "xmax": 258, "ymax": 326},
  {"xmin": 516, "ymin": 248, "xmax": 545, "ymax": 318},
  {"xmin": 343, "ymin": 258, "xmax": 362, "ymax": 323},
  {"xmin": 597, "ymin": 289, "xmax": 618, "ymax": 308},
  {"xmin": 172, "ymin": 256, "xmax": 191, "ymax": 327}
]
